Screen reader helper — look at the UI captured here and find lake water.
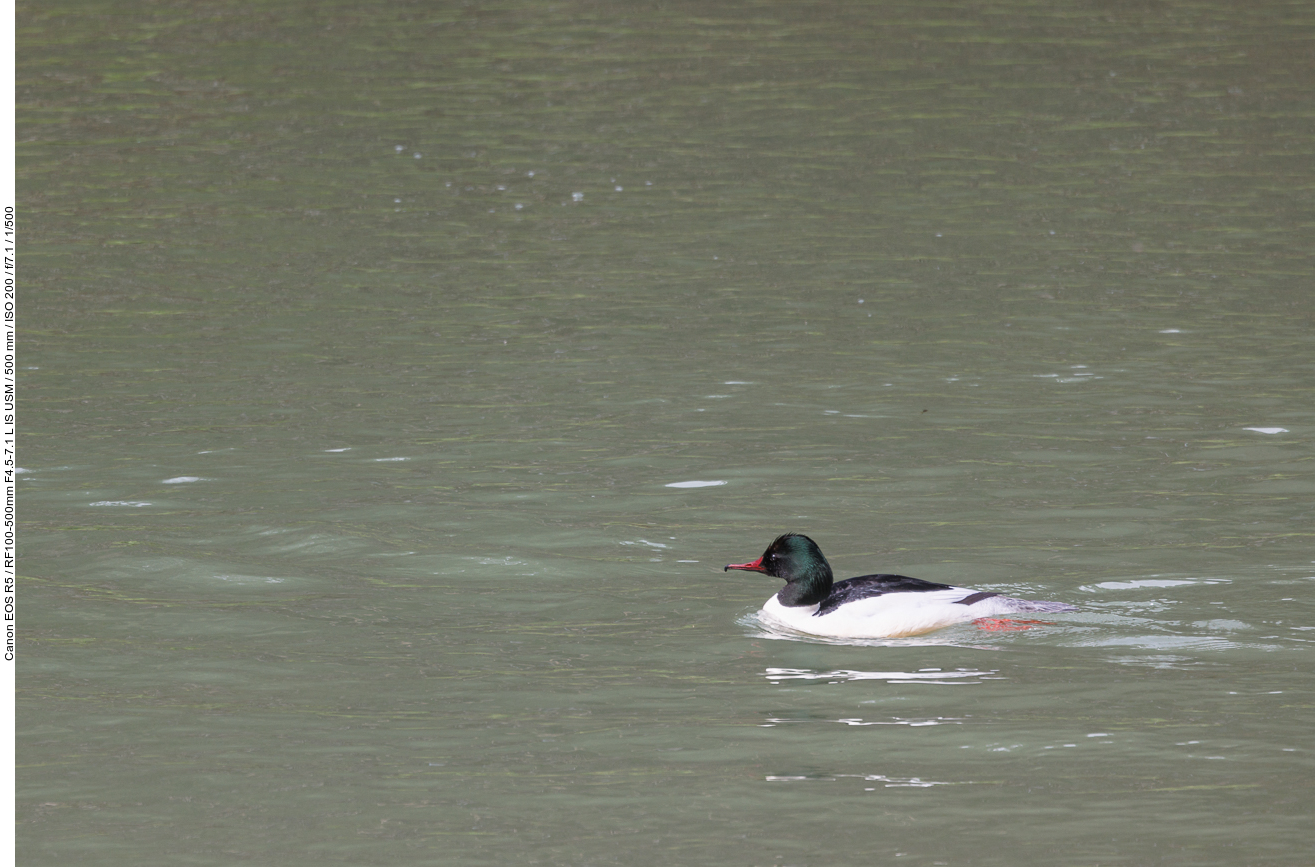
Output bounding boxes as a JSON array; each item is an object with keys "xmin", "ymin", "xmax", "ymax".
[{"xmin": 18, "ymin": 1, "xmax": 1315, "ymax": 864}]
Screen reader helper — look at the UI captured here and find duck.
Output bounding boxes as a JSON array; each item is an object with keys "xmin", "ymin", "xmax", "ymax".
[{"xmin": 725, "ymin": 533, "xmax": 1076, "ymax": 639}]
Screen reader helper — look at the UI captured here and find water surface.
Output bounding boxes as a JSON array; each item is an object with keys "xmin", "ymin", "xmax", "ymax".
[{"xmin": 19, "ymin": 1, "xmax": 1315, "ymax": 864}]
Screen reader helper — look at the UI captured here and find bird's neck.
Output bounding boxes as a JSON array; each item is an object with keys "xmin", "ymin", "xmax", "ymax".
[{"xmin": 778, "ymin": 562, "xmax": 833, "ymax": 607}]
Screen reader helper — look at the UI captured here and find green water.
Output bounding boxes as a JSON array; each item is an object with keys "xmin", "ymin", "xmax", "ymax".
[{"xmin": 18, "ymin": 1, "xmax": 1315, "ymax": 864}]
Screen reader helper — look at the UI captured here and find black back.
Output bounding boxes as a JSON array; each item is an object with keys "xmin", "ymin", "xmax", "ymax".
[{"xmin": 815, "ymin": 574, "xmax": 955, "ymax": 617}]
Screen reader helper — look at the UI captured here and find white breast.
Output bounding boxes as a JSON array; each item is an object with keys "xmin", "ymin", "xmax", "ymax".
[{"xmin": 760, "ymin": 589, "xmax": 997, "ymax": 639}]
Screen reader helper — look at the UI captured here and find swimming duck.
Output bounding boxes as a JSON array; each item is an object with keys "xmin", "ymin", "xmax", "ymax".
[{"xmin": 725, "ymin": 533, "xmax": 1075, "ymax": 638}]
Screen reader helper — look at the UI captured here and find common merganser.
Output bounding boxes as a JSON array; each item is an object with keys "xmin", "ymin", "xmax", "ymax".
[{"xmin": 725, "ymin": 533, "xmax": 1076, "ymax": 639}]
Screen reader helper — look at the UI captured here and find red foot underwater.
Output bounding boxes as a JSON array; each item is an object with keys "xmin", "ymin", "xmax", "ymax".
[{"xmin": 974, "ymin": 618, "xmax": 1055, "ymax": 632}]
